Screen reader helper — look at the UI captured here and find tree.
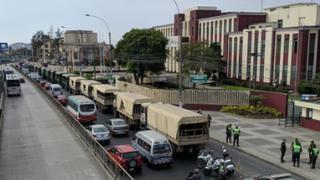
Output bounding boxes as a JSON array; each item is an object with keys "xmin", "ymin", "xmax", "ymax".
[
  {"xmin": 52, "ymin": 28, "xmax": 64, "ymax": 60},
  {"xmin": 114, "ymin": 29, "xmax": 168, "ymax": 84},
  {"xmin": 178, "ymin": 42, "xmax": 225, "ymax": 83},
  {"xmin": 31, "ymin": 31, "xmax": 50, "ymax": 60}
]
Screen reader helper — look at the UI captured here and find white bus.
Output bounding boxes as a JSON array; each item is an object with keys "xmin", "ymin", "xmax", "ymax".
[
  {"xmin": 6, "ymin": 74, "xmax": 21, "ymax": 96},
  {"xmin": 66, "ymin": 95, "xmax": 97, "ymax": 123}
]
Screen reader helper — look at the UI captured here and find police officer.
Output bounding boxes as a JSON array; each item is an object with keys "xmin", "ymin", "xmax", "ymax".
[
  {"xmin": 308, "ymin": 140, "xmax": 316, "ymax": 164},
  {"xmin": 207, "ymin": 114, "xmax": 211, "ymax": 127},
  {"xmin": 233, "ymin": 126, "xmax": 240, "ymax": 147},
  {"xmin": 280, "ymin": 139, "xmax": 286, "ymax": 163},
  {"xmin": 292, "ymin": 138, "xmax": 302, "ymax": 167},
  {"xmin": 311, "ymin": 144, "xmax": 319, "ymax": 169},
  {"xmin": 226, "ymin": 124, "xmax": 232, "ymax": 143}
]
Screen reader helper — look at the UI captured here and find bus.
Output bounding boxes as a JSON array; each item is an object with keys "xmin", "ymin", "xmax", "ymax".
[
  {"xmin": 3, "ymin": 68, "xmax": 14, "ymax": 80},
  {"xmin": 66, "ymin": 95, "xmax": 97, "ymax": 123},
  {"xmin": 6, "ymin": 74, "xmax": 21, "ymax": 96}
]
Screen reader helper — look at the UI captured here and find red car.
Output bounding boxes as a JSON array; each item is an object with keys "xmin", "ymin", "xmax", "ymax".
[
  {"xmin": 57, "ymin": 95, "xmax": 68, "ymax": 106},
  {"xmin": 44, "ymin": 82, "xmax": 51, "ymax": 90},
  {"xmin": 39, "ymin": 80, "xmax": 46, "ymax": 87},
  {"xmin": 108, "ymin": 144, "xmax": 143, "ymax": 172}
]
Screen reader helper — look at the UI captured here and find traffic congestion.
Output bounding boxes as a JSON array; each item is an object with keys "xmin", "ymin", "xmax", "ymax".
[{"xmin": 9, "ymin": 62, "xmax": 299, "ymax": 180}]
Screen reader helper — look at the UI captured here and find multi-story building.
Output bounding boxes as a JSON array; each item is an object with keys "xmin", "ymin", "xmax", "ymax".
[
  {"xmin": 62, "ymin": 30, "xmax": 110, "ymax": 67},
  {"xmin": 225, "ymin": 3, "xmax": 320, "ymax": 90},
  {"xmin": 154, "ymin": 3, "xmax": 320, "ymax": 91}
]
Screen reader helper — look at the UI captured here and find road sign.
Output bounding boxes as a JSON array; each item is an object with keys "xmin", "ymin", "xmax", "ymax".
[{"xmin": 190, "ymin": 74, "xmax": 207, "ymax": 84}]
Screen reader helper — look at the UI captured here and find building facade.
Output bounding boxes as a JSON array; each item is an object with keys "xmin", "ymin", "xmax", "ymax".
[
  {"xmin": 154, "ymin": 3, "xmax": 320, "ymax": 91},
  {"xmin": 62, "ymin": 30, "xmax": 110, "ymax": 67}
]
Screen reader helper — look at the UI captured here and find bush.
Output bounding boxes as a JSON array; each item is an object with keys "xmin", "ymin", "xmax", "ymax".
[
  {"xmin": 221, "ymin": 105, "xmax": 282, "ymax": 118},
  {"xmin": 298, "ymin": 81, "xmax": 317, "ymax": 94},
  {"xmin": 249, "ymin": 95, "xmax": 263, "ymax": 106}
]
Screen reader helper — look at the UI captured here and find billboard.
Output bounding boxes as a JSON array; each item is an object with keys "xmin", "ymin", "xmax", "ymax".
[{"xmin": 0, "ymin": 42, "xmax": 9, "ymax": 53}]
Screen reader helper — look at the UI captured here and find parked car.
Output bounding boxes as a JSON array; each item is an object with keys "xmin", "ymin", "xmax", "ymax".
[
  {"xmin": 108, "ymin": 144, "xmax": 143, "ymax": 172},
  {"xmin": 57, "ymin": 95, "xmax": 68, "ymax": 106},
  {"xmin": 39, "ymin": 80, "xmax": 47, "ymax": 87},
  {"xmin": 105, "ymin": 118, "xmax": 129, "ymax": 136},
  {"xmin": 87, "ymin": 124, "xmax": 111, "ymax": 143},
  {"xmin": 44, "ymin": 82, "xmax": 51, "ymax": 90},
  {"xmin": 245, "ymin": 173, "xmax": 293, "ymax": 180}
]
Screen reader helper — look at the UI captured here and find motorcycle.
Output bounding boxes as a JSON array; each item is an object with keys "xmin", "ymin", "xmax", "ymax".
[
  {"xmin": 197, "ymin": 150, "xmax": 214, "ymax": 169},
  {"xmin": 203, "ymin": 156, "xmax": 235, "ymax": 177}
]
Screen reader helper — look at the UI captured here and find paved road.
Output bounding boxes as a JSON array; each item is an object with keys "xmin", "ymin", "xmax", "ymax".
[
  {"xmin": 60, "ymin": 87, "xmax": 303, "ymax": 180},
  {"xmin": 0, "ymin": 71, "xmax": 111, "ymax": 180}
]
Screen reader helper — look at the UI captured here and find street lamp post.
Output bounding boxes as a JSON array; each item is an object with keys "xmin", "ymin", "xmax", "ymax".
[
  {"xmin": 172, "ymin": 0, "xmax": 183, "ymax": 107},
  {"xmin": 85, "ymin": 14, "xmax": 113, "ymax": 81}
]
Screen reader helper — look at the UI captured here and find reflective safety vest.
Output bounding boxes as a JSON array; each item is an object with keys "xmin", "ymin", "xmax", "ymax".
[
  {"xmin": 233, "ymin": 128, "xmax": 240, "ymax": 135},
  {"xmin": 313, "ymin": 147, "xmax": 319, "ymax": 157},
  {"xmin": 293, "ymin": 144, "xmax": 301, "ymax": 153}
]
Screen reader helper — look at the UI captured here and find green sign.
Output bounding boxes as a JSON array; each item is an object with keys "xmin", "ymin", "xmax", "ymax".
[{"xmin": 190, "ymin": 75, "xmax": 207, "ymax": 83}]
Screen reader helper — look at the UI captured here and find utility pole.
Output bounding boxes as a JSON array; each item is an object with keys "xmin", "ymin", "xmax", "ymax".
[{"xmin": 172, "ymin": 0, "xmax": 183, "ymax": 107}]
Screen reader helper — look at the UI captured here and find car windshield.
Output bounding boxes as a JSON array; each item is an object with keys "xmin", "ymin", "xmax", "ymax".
[
  {"xmin": 112, "ymin": 120, "xmax": 127, "ymax": 126},
  {"xmin": 122, "ymin": 152, "xmax": 139, "ymax": 159},
  {"xmin": 53, "ymin": 87, "xmax": 61, "ymax": 92},
  {"xmin": 80, "ymin": 104, "xmax": 95, "ymax": 112},
  {"xmin": 153, "ymin": 143, "xmax": 171, "ymax": 154},
  {"xmin": 7, "ymin": 80, "xmax": 20, "ymax": 87},
  {"xmin": 94, "ymin": 127, "xmax": 107, "ymax": 133}
]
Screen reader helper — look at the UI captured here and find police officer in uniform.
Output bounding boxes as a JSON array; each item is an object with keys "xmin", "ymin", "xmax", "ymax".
[
  {"xmin": 311, "ymin": 144, "xmax": 319, "ymax": 169},
  {"xmin": 233, "ymin": 126, "xmax": 240, "ymax": 147},
  {"xmin": 292, "ymin": 138, "xmax": 302, "ymax": 167},
  {"xmin": 226, "ymin": 124, "xmax": 232, "ymax": 143}
]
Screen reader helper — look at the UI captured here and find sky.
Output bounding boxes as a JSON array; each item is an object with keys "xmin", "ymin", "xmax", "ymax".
[{"xmin": 0, "ymin": 0, "xmax": 318, "ymax": 45}]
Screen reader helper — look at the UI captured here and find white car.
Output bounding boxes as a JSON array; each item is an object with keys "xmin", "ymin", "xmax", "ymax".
[
  {"xmin": 87, "ymin": 124, "xmax": 111, "ymax": 143},
  {"xmin": 105, "ymin": 118, "xmax": 129, "ymax": 136}
]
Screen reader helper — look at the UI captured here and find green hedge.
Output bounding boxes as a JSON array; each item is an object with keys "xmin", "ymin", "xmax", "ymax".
[{"xmin": 221, "ymin": 105, "xmax": 282, "ymax": 119}]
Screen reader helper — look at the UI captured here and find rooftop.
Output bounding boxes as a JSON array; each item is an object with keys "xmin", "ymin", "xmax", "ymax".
[{"xmin": 265, "ymin": 2, "xmax": 318, "ymax": 11}]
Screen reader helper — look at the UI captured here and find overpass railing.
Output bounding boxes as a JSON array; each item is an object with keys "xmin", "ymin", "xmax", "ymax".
[{"xmin": 15, "ymin": 66, "xmax": 134, "ymax": 180}]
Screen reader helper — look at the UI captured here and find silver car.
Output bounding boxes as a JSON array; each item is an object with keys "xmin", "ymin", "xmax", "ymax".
[
  {"xmin": 105, "ymin": 118, "xmax": 129, "ymax": 136},
  {"xmin": 87, "ymin": 124, "xmax": 111, "ymax": 143}
]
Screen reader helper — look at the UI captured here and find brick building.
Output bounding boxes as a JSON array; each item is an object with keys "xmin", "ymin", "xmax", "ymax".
[{"xmin": 154, "ymin": 3, "xmax": 320, "ymax": 91}]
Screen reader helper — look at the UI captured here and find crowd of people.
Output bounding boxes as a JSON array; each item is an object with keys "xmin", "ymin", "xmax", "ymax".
[{"xmin": 281, "ymin": 138, "xmax": 319, "ymax": 169}]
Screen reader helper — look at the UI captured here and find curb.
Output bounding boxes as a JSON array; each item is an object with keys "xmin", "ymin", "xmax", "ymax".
[{"xmin": 210, "ymin": 136, "xmax": 307, "ymax": 180}]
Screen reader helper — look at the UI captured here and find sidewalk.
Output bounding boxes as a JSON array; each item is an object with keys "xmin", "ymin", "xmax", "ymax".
[{"xmin": 206, "ymin": 111, "xmax": 318, "ymax": 180}]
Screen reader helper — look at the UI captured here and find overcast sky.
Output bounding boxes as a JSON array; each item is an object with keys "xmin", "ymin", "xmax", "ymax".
[{"xmin": 0, "ymin": 0, "xmax": 318, "ymax": 45}]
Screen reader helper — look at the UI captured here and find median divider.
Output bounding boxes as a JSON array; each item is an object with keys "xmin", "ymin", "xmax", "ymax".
[{"xmin": 15, "ymin": 67, "xmax": 134, "ymax": 180}]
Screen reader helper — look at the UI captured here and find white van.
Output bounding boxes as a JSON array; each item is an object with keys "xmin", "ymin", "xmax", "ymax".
[
  {"xmin": 49, "ymin": 84, "xmax": 63, "ymax": 98},
  {"xmin": 132, "ymin": 130, "xmax": 172, "ymax": 166}
]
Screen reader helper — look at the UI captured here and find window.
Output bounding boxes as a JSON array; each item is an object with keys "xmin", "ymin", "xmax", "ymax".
[
  {"xmin": 284, "ymin": 37, "xmax": 289, "ymax": 53},
  {"xmin": 215, "ymin": 21, "xmax": 218, "ymax": 35},
  {"xmin": 7, "ymin": 80, "xmax": 20, "ymax": 87},
  {"xmin": 83, "ymin": 85, "xmax": 86, "ymax": 91},
  {"xmin": 122, "ymin": 152, "xmax": 139, "ymax": 159},
  {"xmin": 224, "ymin": 20, "xmax": 227, "ymax": 33},
  {"xmin": 306, "ymin": 108, "xmax": 313, "ymax": 119},
  {"xmin": 229, "ymin": 19, "xmax": 232, "ymax": 32},
  {"xmin": 278, "ymin": 19, "xmax": 283, "ymax": 28},
  {"xmin": 137, "ymin": 138, "xmax": 151, "ymax": 152},
  {"xmin": 293, "ymin": 38, "xmax": 298, "ymax": 54},
  {"xmin": 80, "ymin": 104, "xmax": 95, "ymax": 112},
  {"xmin": 210, "ymin": 22, "xmax": 213, "ymax": 38},
  {"xmin": 153, "ymin": 144, "xmax": 171, "ymax": 154},
  {"xmin": 260, "ymin": 41, "xmax": 265, "ymax": 58},
  {"xmin": 291, "ymin": 65, "xmax": 296, "ymax": 81}
]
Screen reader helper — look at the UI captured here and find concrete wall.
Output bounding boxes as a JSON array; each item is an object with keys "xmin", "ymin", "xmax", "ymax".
[
  {"xmin": 301, "ymin": 117, "xmax": 320, "ymax": 131},
  {"xmin": 251, "ymin": 90, "xmax": 288, "ymax": 117}
]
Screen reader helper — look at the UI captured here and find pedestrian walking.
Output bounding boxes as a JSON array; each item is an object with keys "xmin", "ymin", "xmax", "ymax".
[
  {"xmin": 233, "ymin": 126, "xmax": 240, "ymax": 147},
  {"xmin": 207, "ymin": 114, "xmax": 211, "ymax": 127},
  {"xmin": 292, "ymin": 138, "xmax": 302, "ymax": 167},
  {"xmin": 281, "ymin": 139, "xmax": 286, "ymax": 163},
  {"xmin": 311, "ymin": 144, "xmax": 319, "ymax": 169},
  {"xmin": 226, "ymin": 124, "xmax": 232, "ymax": 143},
  {"xmin": 308, "ymin": 140, "xmax": 316, "ymax": 164}
]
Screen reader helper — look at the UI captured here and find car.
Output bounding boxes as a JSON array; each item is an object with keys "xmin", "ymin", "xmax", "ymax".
[
  {"xmin": 57, "ymin": 95, "xmax": 68, "ymax": 106},
  {"xmin": 49, "ymin": 84, "xmax": 63, "ymax": 98},
  {"xmin": 39, "ymin": 80, "xmax": 47, "ymax": 87},
  {"xmin": 105, "ymin": 118, "xmax": 129, "ymax": 136},
  {"xmin": 20, "ymin": 77, "xmax": 25, "ymax": 83},
  {"xmin": 244, "ymin": 173, "xmax": 294, "ymax": 180},
  {"xmin": 87, "ymin": 124, "xmax": 111, "ymax": 143},
  {"xmin": 108, "ymin": 144, "xmax": 143, "ymax": 172},
  {"xmin": 44, "ymin": 82, "xmax": 51, "ymax": 90}
]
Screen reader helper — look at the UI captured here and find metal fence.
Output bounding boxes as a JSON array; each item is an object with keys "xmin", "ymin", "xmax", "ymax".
[
  {"xmin": 17, "ymin": 67, "xmax": 134, "ymax": 180},
  {"xmin": 116, "ymin": 80, "xmax": 250, "ymax": 105}
]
